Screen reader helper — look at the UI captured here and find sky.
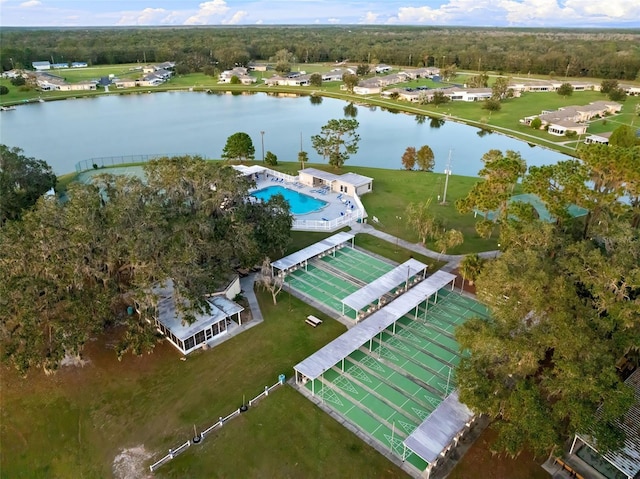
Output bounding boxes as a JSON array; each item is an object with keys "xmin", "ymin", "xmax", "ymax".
[{"xmin": 1, "ymin": 0, "xmax": 639, "ymax": 28}]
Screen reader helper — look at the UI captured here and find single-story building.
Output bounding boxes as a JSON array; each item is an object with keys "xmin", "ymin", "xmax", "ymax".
[
  {"xmin": 585, "ymin": 131, "xmax": 613, "ymax": 145},
  {"xmin": 150, "ymin": 277, "xmax": 244, "ymax": 355},
  {"xmin": 374, "ymin": 64, "xmax": 392, "ymax": 74},
  {"xmin": 113, "ymin": 79, "xmax": 137, "ymax": 89},
  {"xmin": 71, "ymin": 62, "xmax": 88, "ymax": 68},
  {"xmin": 322, "ymin": 68, "xmax": 355, "ymax": 82},
  {"xmin": 552, "ymin": 368, "xmax": 640, "ymax": 479},
  {"xmin": 298, "ymin": 168, "xmax": 373, "ymax": 196},
  {"xmin": 32, "ymin": 61, "xmax": 51, "ymax": 71}
]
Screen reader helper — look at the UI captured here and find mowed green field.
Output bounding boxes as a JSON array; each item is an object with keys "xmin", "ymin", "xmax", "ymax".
[
  {"xmin": 0, "ymin": 289, "xmax": 408, "ymax": 479},
  {"xmin": 274, "ymin": 163, "xmax": 500, "ymax": 254}
]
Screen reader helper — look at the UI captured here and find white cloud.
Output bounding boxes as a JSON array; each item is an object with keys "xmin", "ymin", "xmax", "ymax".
[
  {"xmin": 222, "ymin": 10, "xmax": 248, "ymax": 25},
  {"xmin": 327, "ymin": 17, "xmax": 341, "ymax": 24},
  {"xmin": 361, "ymin": 11, "xmax": 379, "ymax": 24},
  {"xmin": 184, "ymin": 0, "xmax": 230, "ymax": 25},
  {"xmin": 117, "ymin": 7, "xmax": 172, "ymax": 26},
  {"xmin": 19, "ymin": 0, "xmax": 41, "ymax": 7},
  {"xmin": 384, "ymin": 0, "xmax": 637, "ymax": 26}
]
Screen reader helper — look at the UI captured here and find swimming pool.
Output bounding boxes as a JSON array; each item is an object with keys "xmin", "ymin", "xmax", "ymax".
[{"xmin": 251, "ymin": 186, "xmax": 328, "ymax": 215}]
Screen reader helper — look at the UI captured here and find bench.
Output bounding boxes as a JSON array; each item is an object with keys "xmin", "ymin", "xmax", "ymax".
[{"xmin": 305, "ymin": 315, "xmax": 323, "ymax": 327}]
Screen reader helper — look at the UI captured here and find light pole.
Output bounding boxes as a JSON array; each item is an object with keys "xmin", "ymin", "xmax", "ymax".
[
  {"xmin": 260, "ymin": 131, "xmax": 265, "ymax": 162},
  {"xmin": 441, "ymin": 149, "xmax": 453, "ymax": 205}
]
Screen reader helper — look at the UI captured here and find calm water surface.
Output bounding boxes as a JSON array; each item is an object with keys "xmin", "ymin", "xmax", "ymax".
[{"xmin": 0, "ymin": 91, "xmax": 571, "ymax": 176}]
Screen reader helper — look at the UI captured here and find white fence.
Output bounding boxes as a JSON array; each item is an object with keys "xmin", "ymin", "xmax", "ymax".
[
  {"xmin": 264, "ymin": 168, "xmax": 297, "ymax": 183},
  {"xmin": 292, "ymin": 192, "xmax": 367, "ymax": 232},
  {"xmin": 149, "ymin": 375, "xmax": 286, "ymax": 473}
]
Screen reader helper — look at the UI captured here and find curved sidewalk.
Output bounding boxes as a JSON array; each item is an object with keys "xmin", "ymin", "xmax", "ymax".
[{"xmin": 349, "ymin": 222, "xmax": 499, "ymax": 272}]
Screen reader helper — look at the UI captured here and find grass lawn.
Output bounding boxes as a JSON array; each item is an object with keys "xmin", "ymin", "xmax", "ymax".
[
  {"xmin": 0, "ymin": 288, "xmax": 407, "ymax": 478},
  {"xmin": 272, "ymin": 162, "xmax": 498, "ymax": 254}
]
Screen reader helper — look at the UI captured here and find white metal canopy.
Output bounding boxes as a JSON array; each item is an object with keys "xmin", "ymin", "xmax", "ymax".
[
  {"xmin": 403, "ymin": 390, "xmax": 474, "ymax": 464},
  {"xmin": 271, "ymin": 232, "xmax": 355, "ymax": 272},
  {"xmin": 294, "ymin": 270, "xmax": 456, "ymax": 380},
  {"xmin": 341, "ymin": 258, "xmax": 427, "ymax": 313}
]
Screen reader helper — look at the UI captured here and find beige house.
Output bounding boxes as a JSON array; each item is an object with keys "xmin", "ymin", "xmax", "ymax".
[
  {"xmin": 219, "ymin": 67, "xmax": 256, "ymax": 85},
  {"xmin": 298, "ymin": 168, "xmax": 373, "ymax": 196},
  {"xmin": 521, "ymin": 100, "xmax": 622, "ymax": 136}
]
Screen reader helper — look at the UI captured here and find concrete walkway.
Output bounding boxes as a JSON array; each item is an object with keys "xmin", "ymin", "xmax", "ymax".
[
  {"xmin": 240, "ymin": 273, "xmax": 263, "ymax": 322},
  {"xmin": 349, "ymin": 221, "xmax": 500, "ymax": 273}
]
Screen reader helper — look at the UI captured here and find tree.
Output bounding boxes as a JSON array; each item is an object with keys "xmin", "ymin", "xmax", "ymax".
[
  {"xmin": 0, "ymin": 156, "xmax": 292, "ymax": 373},
  {"xmin": 229, "ymin": 75, "xmax": 241, "ymax": 85},
  {"xmin": 600, "ymin": 79, "xmax": 619, "ymax": 94},
  {"xmin": 456, "ymin": 215, "xmax": 638, "ymax": 456},
  {"xmin": 491, "ymin": 76, "xmax": 511, "ymax": 100},
  {"xmin": 309, "ymin": 95, "xmax": 323, "ymax": 105},
  {"xmin": 264, "ymin": 151, "xmax": 278, "ymax": 166},
  {"xmin": 0, "ymin": 85, "xmax": 8, "ymax": 95},
  {"xmin": 457, "ymin": 149, "xmax": 526, "ymax": 222},
  {"xmin": 430, "ymin": 90, "xmax": 450, "ymax": 107},
  {"xmin": 0, "ymin": 145, "xmax": 57, "ymax": 224},
  {"xmin": 405, "ymin": 198, "xmax": 441, "ymax": 244},
  {"xmin": 10, "ymin": 76, "xmax": 25, "ymax": 86},
  {"xmin": 356, "ymin": 64, "xmax": 370, "ymax": 76},
  {"xmin": 401, "ymin": 147, "xmax": 417, "ymax": 170},
  {"xmin": 557, "ymin": 82, "xmax": 574, "ymax": 97},
  {"xmin": 435, "ymin": 229, "xmax": 463, "ymax": 256},
  {"xmin": 608, "ymin": 87, "xmax": 627, "ymax": 102},
  {"xmin": 459, "ymin": 253, "xmax": 486, "ymax": 287},
  {"xmin": 416, "ymin": 145, "xmax": 435, "ymax": 171},
  {"xmin": 342, "ymin": 72, "xmax": 359, "ymax": 93},
  {"xmin": 202, "ymin": 65, "xmax": 216, "ymax": 77},
  {"xmin": 221, "ymin": 132, "xmax": 255, "ymax": 162},
  {"xmin": 309, "ymin": 73, "xmax": 322, "ymax": 87},
  {"xmin": 482, "ymin": 98, "xmax": 502, "ymax": 112},
  {"xmin": 257, "ymin": 257, "xmax": 284, "ymax": 305},
  {"xmin": 467, "ymin": 73, "xmax": 489, "ymax": 88},
  {"xmin": 310, "ymin": 119, "xmax": 360, "ymax": 169},
  {"xmin": 441, "ymin": 63, "xmax": 457, "ymax": 81},
  {"xmin": 609, "ymin": 125, "xmax": 639, "ymax": 147},
  {"xmin": 530, "ymin": 117, "xmax": 542, "ymax": 129},
  {"xmin": 298, "ymin": 150, "xmax": 309, "ymax": 169},
  {"xmin": 271, "ymin": 48, "xmax": 293, "ymax": 75}
]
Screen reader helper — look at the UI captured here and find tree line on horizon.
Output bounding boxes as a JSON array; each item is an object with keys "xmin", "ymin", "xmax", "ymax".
[{"xmin": 1, "ymin": 26, "xmax": 639, "ymax": 81}]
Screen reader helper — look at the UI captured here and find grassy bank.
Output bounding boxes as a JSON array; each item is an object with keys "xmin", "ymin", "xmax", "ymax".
[{"xmin": 0, "ymin": 288, "xmax": 408, "ymax": 478}]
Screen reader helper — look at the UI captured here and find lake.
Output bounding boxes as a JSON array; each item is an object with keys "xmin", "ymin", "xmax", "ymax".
[{"xmin": 0, "ymin": 91, "xmax": 571, "ymax": 176}]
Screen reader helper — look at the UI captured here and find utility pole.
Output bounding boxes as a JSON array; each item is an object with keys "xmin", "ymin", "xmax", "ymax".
[
  {"xmin": 260, "ymin": 131, "xmax": 265, "ymax": 162},
  {"xmin": 441, "ymin": 149, "xmax": 453, "ymax": 205}
]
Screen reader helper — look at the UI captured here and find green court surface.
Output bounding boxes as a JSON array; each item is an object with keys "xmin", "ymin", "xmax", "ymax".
[
  {"xmin": 290, "ymin": 243, "xmax": 490, "ymax": 473},
  {"xmin": 349, "ymin": 350, "xmax": 442, "ymax": 412},
  {"xmin": 305, "ymin": 380, "xmax": 429, "ymax": 471}
]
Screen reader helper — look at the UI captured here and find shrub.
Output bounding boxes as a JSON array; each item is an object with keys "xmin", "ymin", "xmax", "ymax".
[
  {"xmin": 530, "ymin": 117, "xmax": 542, "ymax": 129},
  {"xmin": 0, "ymin": 85, "xmax": 9, "ymax": 95},
  {"xmin": 565, "ymin": 130, "xmax": 578, "ymax": 139}
]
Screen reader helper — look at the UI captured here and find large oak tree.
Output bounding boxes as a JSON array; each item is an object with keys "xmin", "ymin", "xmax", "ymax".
[{"xmin": 0, "ymin": 156, "xmax": 292, "ymax": 374}]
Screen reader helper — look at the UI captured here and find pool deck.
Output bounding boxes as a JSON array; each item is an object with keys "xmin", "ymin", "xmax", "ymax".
[{"xmin": 251, "ymin": 176, "xmax": 358, "ymax": 223}]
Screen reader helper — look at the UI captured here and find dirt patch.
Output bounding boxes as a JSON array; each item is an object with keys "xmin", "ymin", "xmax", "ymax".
[{"xmin": 112, "ymin": 445, "xmax": 154, "ymax": 479}]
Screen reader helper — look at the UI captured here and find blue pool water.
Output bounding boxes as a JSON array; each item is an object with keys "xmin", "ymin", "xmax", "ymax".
[{"xmin": 251, "ymin": 186, "xmax": 328, "ymax": 215}]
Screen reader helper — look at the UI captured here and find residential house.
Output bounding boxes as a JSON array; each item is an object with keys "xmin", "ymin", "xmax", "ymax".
[
  {"xmin": 32, "ymin": 61, "xmax": 51, "ymax": 71},
  {"xmin": 621, "ymin": 84, "xmax": 640, "ymax": 96},
  {"xmin": 322, "ymin": 68, "xmax": 356, "ymax": 82},
  {"xmin": 353, "ymin": 78, "xmax": 382, "ymax": 95},
  {"xmin": 374, "ymin": 64, "xmax": 392, "ymax": 74},
  {"xmin": 521, "ymin": 100, "xmax": 622, "ymax": 136},
  {"xmin": 219, "ymin": 67, "xmax": 256, "ymax": 85},
  {"xmin": 71, "ymin": 62, "xmax": 88, "ymax": 68},
  {"xmin": 113, "ymin": 79, "xmax": 138, "ymax": 89},
  {"xmin": 149, "ymin": 277, "xmax": 244, "ymax": 356},
  {"xmin": 400, "ymin": 67, "xmax": 440, "ymax": 80},
  {"xmin": 584, "ymin": 131, "xmax": 613, "ymax": 145},
  {"xmin": 445, "ymin": 87, "xmax": 493, "ymax": 102},
  {"xmin": 138, "ymin": 73, "xmax": 165, "ymax": 87},
  {"xmin": 263, "ymin": 74, "xmax": 310, "ymax": 87},
  {"xmin": 51, "ymin": 63, "xmax": 69, "ymax": 69},
  {"xmin": 380, "ymin": 88, "xmax": 422, "ymax": 102}
]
